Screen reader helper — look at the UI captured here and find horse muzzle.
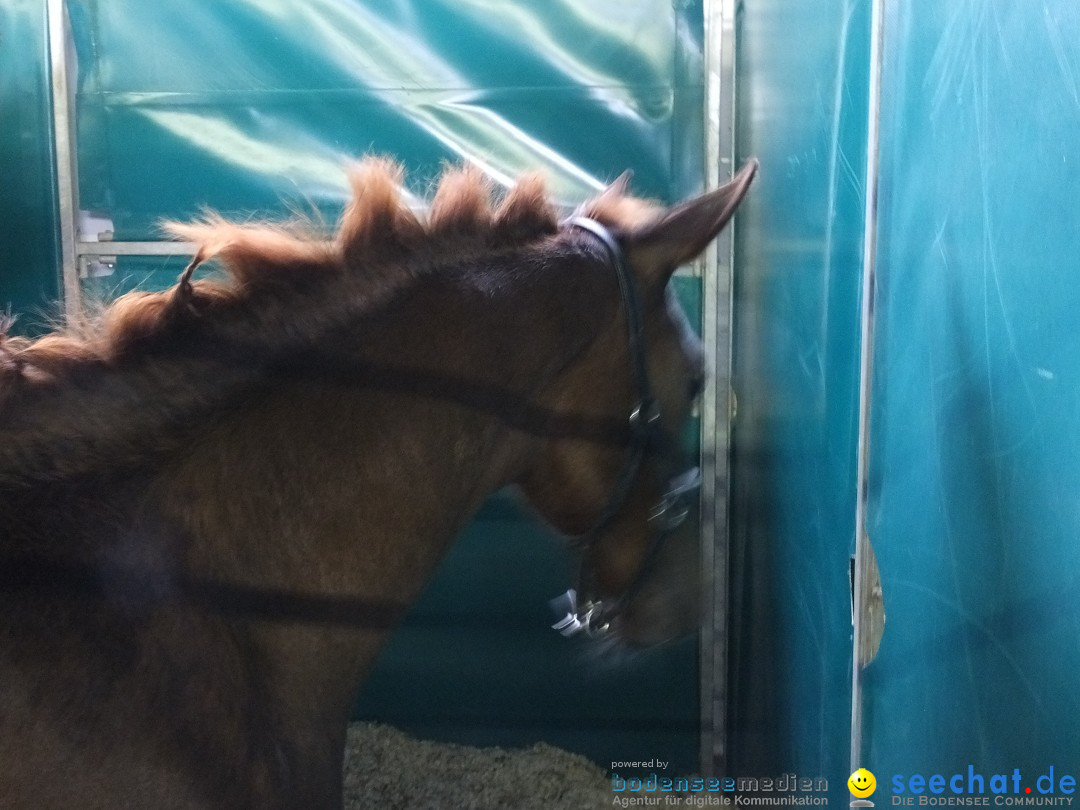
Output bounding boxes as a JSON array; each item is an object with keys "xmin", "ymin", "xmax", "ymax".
[{"xmin": 550, "ymin": 464, "xmax": 701, "ymax": 640}]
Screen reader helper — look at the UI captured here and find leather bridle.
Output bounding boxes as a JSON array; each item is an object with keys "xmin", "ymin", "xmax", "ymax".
[{"xmin": 550, "ymin": 217, "xmax": 701, "ymax": 638}]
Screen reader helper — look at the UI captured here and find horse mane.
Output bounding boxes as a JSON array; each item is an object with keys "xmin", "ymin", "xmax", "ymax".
[{"xmin": 0, "ymin": 158, "xmax": 656, "ymax": 488}]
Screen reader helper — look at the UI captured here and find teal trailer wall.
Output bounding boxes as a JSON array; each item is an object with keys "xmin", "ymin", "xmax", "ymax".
[
  {"xmin": 69, "ymin": 0, "xmax": 706, "ymax": 300},
  {"xmin": 1, "ymin": 0, "xmax": 710, "ymax": 774},
  {"xmin": 0, "ymin": 0, "xmax": 61, "ymax": 332},
  {"xmin": 865, "ymin": 0, "xmax": 1080, "ymax": 779},
  {"xmin": 729, "ymin": 0, "xmax": 869, "ymax": 800}
]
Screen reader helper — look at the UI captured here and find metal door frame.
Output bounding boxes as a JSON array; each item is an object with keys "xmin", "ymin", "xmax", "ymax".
[{"xmin": 700, "ymin": 0, "xmax": 740, "ymax": 778}]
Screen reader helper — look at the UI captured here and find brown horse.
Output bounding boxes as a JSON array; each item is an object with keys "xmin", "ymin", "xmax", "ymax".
[{"xmin": 0, "ymin": 157, "xmax": 756, "ymax": 809}]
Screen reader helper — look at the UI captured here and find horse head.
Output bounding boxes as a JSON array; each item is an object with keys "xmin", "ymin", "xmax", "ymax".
[{"xmin": 519, "ymin": 160, "xmax": 758, "ymax": 646}]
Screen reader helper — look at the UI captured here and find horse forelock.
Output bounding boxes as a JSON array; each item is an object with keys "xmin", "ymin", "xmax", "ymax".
[{"xmin": 0, "ymin": 158, "xmax": 651, "ymax": 487}]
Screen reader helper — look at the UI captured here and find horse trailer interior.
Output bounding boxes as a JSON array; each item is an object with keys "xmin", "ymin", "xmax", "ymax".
[{"xmin": 2, "ymin": 0, "xmax": 1078, "ymax": 807}]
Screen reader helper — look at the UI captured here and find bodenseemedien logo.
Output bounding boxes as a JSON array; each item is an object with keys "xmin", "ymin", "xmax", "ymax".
[
  {"xmin": 850, "ymin": 769, "xmax": 878, "ymax": 807},
  {"xmin": 610, "ymin": 770, "xmax": 829, "ymax": 806}
]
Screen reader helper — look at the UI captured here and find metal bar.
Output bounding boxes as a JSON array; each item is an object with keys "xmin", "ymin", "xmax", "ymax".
[
  {"xmin": 77, "ymin": 241, "xmax": 199, "ymax": 257},
  {"xmin": 850, "ymin": 0, "xmax": 886, "ymax": 776},
  {"xmin": 46, "ymin": 0, "xmax": 80, "ymax": 322},
  {"xmin": 699, "ymin": 0, "xmax": 738, "ymax": 779}
]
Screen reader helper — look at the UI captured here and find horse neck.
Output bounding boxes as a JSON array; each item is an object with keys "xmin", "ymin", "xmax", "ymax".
[
  {"xmin": 155, "ymin": 255, "xmax": 612, "ymax": 609},
  {"xmin": 133, "ymin": 257, "xmax": 612, "ymax": 729}
]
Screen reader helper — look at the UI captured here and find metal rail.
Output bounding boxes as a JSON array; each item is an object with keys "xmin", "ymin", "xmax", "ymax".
[
  {"xmin": 46, "ymin": 0, "xmax": 81, "ymax": 322},
  {"xmin": 850, "ymin": 0, "xmax": 886, "ymax": 776},
  {"xmin": 700, "ymin": 0, "xmax": 739, "ymax": 778},
  {"xmin": 77, "ymin": 241, "xmax": 198, "ymax": 256}
]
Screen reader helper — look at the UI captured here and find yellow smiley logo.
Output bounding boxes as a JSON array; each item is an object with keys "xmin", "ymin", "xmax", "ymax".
[{"xmin": 848, "ymin": 768, "xmax": 877, "ymax": 798}]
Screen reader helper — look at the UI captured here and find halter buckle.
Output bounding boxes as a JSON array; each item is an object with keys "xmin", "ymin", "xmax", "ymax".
[
  {"xmin": 550, "ymin": 589, "xmax": 611, "ymax": 637},
  {"xmin": 648, "ymin": 466, "xmax": 701, "ymax": 531}
]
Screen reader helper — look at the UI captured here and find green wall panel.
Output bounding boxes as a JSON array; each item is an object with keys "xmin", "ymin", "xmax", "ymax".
[
  {"xmin": 865, "ymin": 0, "xmax": 1080, "ymax": 780},
  {"xmin": 0, "ymin": 0, "xmax": 62, "ymax": 335},
  {"xmin": 70, "ymin": 0, "xmax": 705, "ymax": 241}
]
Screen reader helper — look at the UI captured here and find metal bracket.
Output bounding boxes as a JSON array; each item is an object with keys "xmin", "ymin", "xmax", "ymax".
[{"xmin": 849, "ymin": 541, "xmax": 886, "ymax": 669}]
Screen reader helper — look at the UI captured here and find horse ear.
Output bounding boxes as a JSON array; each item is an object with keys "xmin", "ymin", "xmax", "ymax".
[{"xmin": 627, "ymin": 159, "xmax": 757, "ymax": 284}]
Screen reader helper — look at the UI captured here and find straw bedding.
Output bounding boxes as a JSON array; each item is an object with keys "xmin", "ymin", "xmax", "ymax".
[{"xmin": 343, "ymin": 722, "xmax": 611, "ymax": 810}]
